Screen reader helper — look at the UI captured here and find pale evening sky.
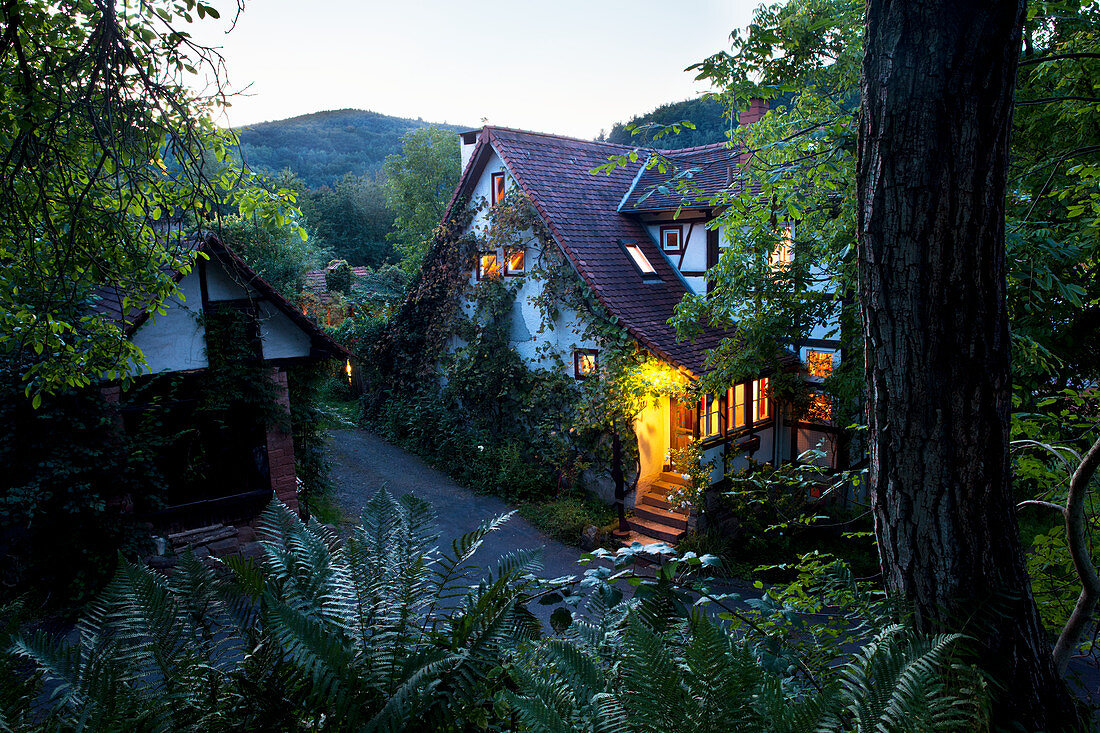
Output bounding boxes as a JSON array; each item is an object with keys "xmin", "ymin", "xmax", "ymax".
[{"xmin": 192, "ymin": 0, "xmax": 762, "ymax": 139}]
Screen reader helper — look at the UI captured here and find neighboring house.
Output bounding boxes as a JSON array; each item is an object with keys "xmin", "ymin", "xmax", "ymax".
[
  {"xmin": 439, "ymin": 103, "xmax": 841, "ymax": 542},
  {"xmin": 301, "ymin": 260, "xmax": 372, "ymax": 326},
  {"xmin": 94, "ymin": 232, "xmax": 347, "ymax": 529}
]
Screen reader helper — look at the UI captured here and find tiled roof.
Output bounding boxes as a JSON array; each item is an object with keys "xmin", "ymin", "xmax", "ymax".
[
  {"xmin": 464, "ymin": 127, "xmax": 739, "ymax": 376},
  {"xmin": 302, "ymin": 265, "xmax": 372, "ymax": 295},
  {"xmin": 619, "ymin": 141, "xmax": 747, "ymax": 213}
]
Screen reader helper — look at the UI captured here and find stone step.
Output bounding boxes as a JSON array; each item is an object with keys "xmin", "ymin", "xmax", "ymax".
[
  {"xmin": 627, "ymin": 516, "xmax": 686, "ymax": 544},
  {"xmin": 641, "ymin": 492, "xmax": 673, "ymax": 510},
  {"xmin": 646, "ymin": 480, "xmax": 685, "ymax": 497},
  {"xmin": 660, "ymin": 472, "xmax": 692, "ymax": 487},
  {"xmin": 634, "ymin": 504, "xmax": 689, "ymax": 530}
]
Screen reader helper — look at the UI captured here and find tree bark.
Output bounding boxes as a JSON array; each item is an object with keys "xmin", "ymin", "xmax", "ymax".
[{"xmin": 857, "ymin": 1, "xmax": 1078, "ymax": 727}]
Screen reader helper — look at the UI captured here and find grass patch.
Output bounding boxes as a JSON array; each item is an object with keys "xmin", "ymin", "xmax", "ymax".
[
  {"xmin": 315, "ymin": 378, "xmax": 362, "ymax": 429},
  {"xmin": 518, "ymin": 493, "xmax": 617, "ymax": 547},
  {"xmin": 306, "ymin": 488, "xmax": 349, "ymax": 526}
]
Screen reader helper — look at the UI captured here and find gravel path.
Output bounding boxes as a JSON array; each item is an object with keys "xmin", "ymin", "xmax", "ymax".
[{"xmin": 327, "ymin": 428, "xmax": 587, "ymax": 584}]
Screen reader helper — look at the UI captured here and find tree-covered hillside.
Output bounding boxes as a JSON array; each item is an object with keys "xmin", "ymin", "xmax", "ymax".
[
  {"xmin": 235, "ymin": 109, "xmax": 466, "ymax": 188},
  {"xmin": 605, "ymin": 94, "xmax": 797, "ymax": 149},
  {"xmin": 605, "ymin": 97, "xmax": 730, "ymax": 148}
]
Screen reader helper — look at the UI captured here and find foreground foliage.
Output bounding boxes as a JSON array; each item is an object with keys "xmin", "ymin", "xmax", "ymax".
[{"xmin": 0, "ymin": 491, "xmax": 990, "ymax": 731}]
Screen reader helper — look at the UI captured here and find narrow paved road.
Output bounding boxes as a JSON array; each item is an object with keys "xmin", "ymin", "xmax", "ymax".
[{"xmin": 327, "ymin": 428, "xmax": 587, "ymax": 583}]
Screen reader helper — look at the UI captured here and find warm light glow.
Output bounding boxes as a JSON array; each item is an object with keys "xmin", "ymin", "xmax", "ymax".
[
  {"xmin": 755, "ymin": 377, "xmax": 771, "ymax": 421},
  {"xmin": 631, "ymin": 359, "xmax": 685, "ymax": 394},
  {"xmin": 478, "ymin": 252, "xmax": 500, "ymax": 279},
  {"xmin": 808, "ymin": 393, "xmax": 832, "ymax": 422},
  {"xmin": 506, "ymin": 249, "xmax": 525, "ymax": 274},
  {"xmin": 575, "ymin": 351, "xmax": 597, "ymax": 377},
  {"xmin": 345, "ymin": 359, "xmax": 353, "ymax": 381},
  {"xmin": 623, "ymin": 243, "xmax": 657, "ymax": 275},
  {"xmin": 807, "ymin": 350, "xmax": 833, "ymax": 378},
  {"xmin": 768, "ymin": 227, "xmax": 792, "ymax": 270},
  {"xmin": 728, "ymin": 383, "xmax": 746, "ymax": 428}
]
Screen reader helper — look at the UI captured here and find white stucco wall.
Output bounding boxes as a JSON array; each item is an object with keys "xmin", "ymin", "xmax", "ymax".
[
  {"xmin": 130, "ymin": 257, "xmax": 314, "ymax": 374},
  {"xmin": 132, "ymin": 271, "xmax": 206, "ymax": 374},
  {"xmin": 204, "ymin": 260, "xmax": 250, "ymax": 301},
  {"xmin": 258, "ymin": 300, "xmax": 312, "ymax": 359},
  {"xmin": 459, "ymin": 146, "xmax": 600, "ymax": 378}
]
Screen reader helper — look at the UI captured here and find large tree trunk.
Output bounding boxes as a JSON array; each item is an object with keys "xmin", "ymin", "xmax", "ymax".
[{"xmin": 857, "ymin": 1, "xmax": 1077, "ymax": 727}]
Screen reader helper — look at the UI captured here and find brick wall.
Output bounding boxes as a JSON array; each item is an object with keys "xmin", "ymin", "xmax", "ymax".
[{"xmin": 266, "ymin": 367, "xmax": 300, "ymax": 515}]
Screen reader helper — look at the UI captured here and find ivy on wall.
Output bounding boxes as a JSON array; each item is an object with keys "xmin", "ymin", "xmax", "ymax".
[{"xmin": 356, "ymin": 189, "xmax": 695, "ymax": 513}]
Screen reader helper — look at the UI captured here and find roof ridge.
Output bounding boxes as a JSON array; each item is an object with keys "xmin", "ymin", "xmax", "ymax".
[
  {"xmin": 664, "ymin": 139, "xmax": 737, "ymax": 155},
  {"xmin": 482, "ymin": 125, "xmax": 644, "ymax": 152}
]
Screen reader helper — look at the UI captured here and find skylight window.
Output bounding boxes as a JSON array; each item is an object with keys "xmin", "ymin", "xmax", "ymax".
[{"xmin": 622, "ymin": 242, "xmax": 658, "ymax": 278}]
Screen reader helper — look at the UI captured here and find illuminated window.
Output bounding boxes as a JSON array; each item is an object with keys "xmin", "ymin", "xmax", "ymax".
[
  {"xmin": 699, "ymin": 395, "xmax": 722, "ymax": 438},
  {"xmin": 728, "ymin": 383, "xmax": 747, "ymax": 430},
  {"xmin": 491, "ymin": 172, "xmax": 506, "ymax": 206},
  {"xmin": 807, "ymin": 393, "xmax": 833, "ymax": 423},
  {"xmin": 660, "ymin": 225, "xmax": 682, "ymax": 252},
  {"xmin": 768, "ymin": 227, "xmax": 793, "ymax": 271},
  {"xmin": 504, "ymin": 248, "xmax": 525, "ymax": 276},
  {"xmin": 754, "ymin": 378, "xmax": 771, "ymax": 421},
  {"xmin": 807, "ymin": 350, "xmax": 834, "ymax": 378},
  {"xmin": 727, "ymin": 378, "xmax": 771, "ymax": 430},
  {"xmin": 574, "ymin": 349, "xmax": 598, "ymax": 379},
  {"xmin": 477, "ymin": 252, "xmax": 500, "ymax": 279},
  {"xmin": 623, "ymin": 242, "xmax": 658, "ymax": 277}
]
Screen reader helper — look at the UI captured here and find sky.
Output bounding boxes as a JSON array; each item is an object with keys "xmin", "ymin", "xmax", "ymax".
[{"xmin": 191, "ymin": 0, "xmax": 761, "ymax": 139}]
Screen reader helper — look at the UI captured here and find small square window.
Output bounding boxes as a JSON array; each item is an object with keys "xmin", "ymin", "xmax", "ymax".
[
  {"xmin": 660, "ymin": 225, "xmax": 682, "ymax": 252},
  {"xmin": 807, "ymin": 350, "xmax": 834, "ymax": 378},
  {"xmin": 477, "ymin": 252, "xmax": 500, "ymax": 279},
  {"xmin": 807, "ymin": 393, "xmax": 833, "ymax": 423},
  {"xmin": 504, "ymin": 248, "xmax": 525, "ymax": 276},
  {"xmin": 574, "ymin": 349, "xmax": 598, "ymax": 379},
  {"xmin": 491, "ymin": 172, "xmax": 506, "ymax": 206}
]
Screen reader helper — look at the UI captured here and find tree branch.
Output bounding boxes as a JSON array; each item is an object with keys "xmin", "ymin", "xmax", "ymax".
[
  {"xmin": 1016, "ymin": 96, "xmax": 1100, "ymax": 106},
  {"xmin": 1052, "ymin": 435, "xmax": 1100, "ymax": 675},
  {"xmin": 1019, "ymin": 52, "xmax": 1100, "ymax": 66}
]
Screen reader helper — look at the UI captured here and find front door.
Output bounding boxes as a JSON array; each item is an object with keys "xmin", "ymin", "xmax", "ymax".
[{"xmin": 670, "ymin": 398, "xmax": 697, "ymax": 452}]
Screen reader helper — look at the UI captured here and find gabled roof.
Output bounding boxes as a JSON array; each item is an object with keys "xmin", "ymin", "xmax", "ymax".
[
  {"xmin": 94, "ymin": 232, "xmax": 348, "ymax": 360},
  {"xmin": 619, "ymin": 141, "xmax": 750, "ymax": 213},
  {"xmin": 447, "ymin": 126, "xmax": 748, "ymax": 377}
]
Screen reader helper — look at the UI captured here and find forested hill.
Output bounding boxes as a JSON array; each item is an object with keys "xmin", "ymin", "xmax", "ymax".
[
  {"xmin": 605, "ymin": 94, "xmax": 797, "ymax": 149},
  {"xmin": 605, "ymin": 98, "xmax": 731, "ymax": 149},
  {"xmin": 234, "ymin": 109, "xmax": 467, "ymax": 189}
]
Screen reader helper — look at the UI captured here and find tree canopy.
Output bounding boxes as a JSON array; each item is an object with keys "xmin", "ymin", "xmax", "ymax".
[
  {"xmin": 0, "ymin": 0, "xmax": 301, "ymax": 398},
  {"xmin": 383, "ymin": 125, "xmax": 462, "ymax": 273}
]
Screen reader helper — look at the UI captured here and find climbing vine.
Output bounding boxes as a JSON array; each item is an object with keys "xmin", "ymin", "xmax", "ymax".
[{"xmin": 355, "ymin": 188, "xmax": 696, "ymax": 525}]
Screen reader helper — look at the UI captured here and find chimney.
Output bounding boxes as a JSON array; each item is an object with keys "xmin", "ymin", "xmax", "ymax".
[
  {"xmin": 738, "ymin": 98, "xmax": 769, "ymax": 127},
  {"xmin": 459, "ymin": 129, "xmax": 481, "ymax": 171}
]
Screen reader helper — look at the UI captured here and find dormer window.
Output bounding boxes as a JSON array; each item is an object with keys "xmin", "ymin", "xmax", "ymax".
[
  {"xmin": 660, "ymin": 225, "xmax": 682, "ymax": 252},
  {"xmin": 491, "ymin": 172, "xmax": 506, "ymax": 206},
  {"xmin": 622, "ymin": 242, "xmax": 658, "ymax": 279}
]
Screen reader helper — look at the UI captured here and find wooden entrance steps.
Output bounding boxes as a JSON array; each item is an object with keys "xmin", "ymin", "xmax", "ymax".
[{"xmin": 629, "ymin": 472, "xmax": 692, "ymax": 544}]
